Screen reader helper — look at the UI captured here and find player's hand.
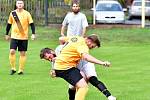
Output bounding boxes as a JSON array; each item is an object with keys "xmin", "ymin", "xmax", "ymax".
[
  {"xmin": 31, "ymin": 34, "xmax": 36, "ymax": 40},
  {"xmin": 59, "ymin": 37, "xmax": 66, "ymax": 45},
  {"xmin": 102, "ymin": 61, "xmax": 111, "ymax": 67},
  {"xmin": 49, "ymin": 69, "xmax": 56, "ymax": 78},
  {"xmin": 5, "ymin": 35, "xmax": 10, "ymax": 41},
  {"xmin": 51, "ymin": 58, "xmax": 56, "ymax": 62}
]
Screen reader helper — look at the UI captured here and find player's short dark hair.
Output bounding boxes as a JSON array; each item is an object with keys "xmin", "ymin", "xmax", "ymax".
[
  {"xmin": 87, "ymin": 34, "xmax": 101, "ymax": 48},
  {"xmin": 16, "ymin": 0, "xmax": 24, "ymax": 1},
  {"xmin": 40, "ymin": 48, "xmax": 54, "ymax": 59}
]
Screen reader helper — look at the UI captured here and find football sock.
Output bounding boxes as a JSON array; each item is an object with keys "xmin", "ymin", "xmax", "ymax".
[
  {"xmin": 75, "ymin": 87, "xmax": 88, "ymax": 100},
  {"xmin": 19, "ymin": 55, "xmax": 26, "ymax": 72},
  {"xmin": 9, "ymin": 53, "xmax": 16, "ymax": 70},
  {"xmin": 89, "ymin": 76, "xmax": 111, "ymax": 97},
  {"xmin": 68, "ymin": 88, "xmax": 76, "ymax": 100}
]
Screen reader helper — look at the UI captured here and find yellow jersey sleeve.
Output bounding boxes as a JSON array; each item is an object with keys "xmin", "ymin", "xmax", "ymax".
[
  {"xmin": 8, "ymin": 13, "xmax": 13, "ymax": 24},
  {"xmin": 27, "ymin": 12, "xmax": 33, "ymax": 24}
]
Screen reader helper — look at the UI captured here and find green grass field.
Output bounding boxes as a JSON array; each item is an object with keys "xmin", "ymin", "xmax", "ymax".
[{"xmin": 0, "ymin": 26, "xmax": 150, "ymax": 100}]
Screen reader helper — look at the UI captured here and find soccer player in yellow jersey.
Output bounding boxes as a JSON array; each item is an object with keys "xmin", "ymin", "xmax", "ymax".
[
  {"xmin": 40, "ymin": 45, "xmax": 116, "ymax": 100},
  {"xmin": 52, "ymin": 34, "xmax": 110, "ymax": 100},
  {"xmin": 5, "ymin": 0, "xmax": 35, "ymax": 75}
]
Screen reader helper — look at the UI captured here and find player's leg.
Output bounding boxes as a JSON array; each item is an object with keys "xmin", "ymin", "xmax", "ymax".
[
  {"xmin": 55, "ymin": 67, "xmax": 88, "ymax": 100},
  {"xmin": 72, "ymin": 70, "xmax": 88, "ymax": 100},
  {"xmin": 89, "ymin": 76, "xmax": 116, "ymax": 100},
  {"xmin": 9, "ymin": 39, "xmax": 17, "ymax": 75},
  {"xmin": 9, "ymin": 49, "xmax": 16, "ymax": 74},
  {"xmin": 84, "ymin": 62, "xmax": 111, "ymax": 97},
  {"xmin": 89, "ymin": 76, "xmax": 111, "ymax": 97},
  {"xmin": 80, "ymin": 60, "xmax": 116, "ymax": 100},
  {"xmin": 68, "ymin": 70, "xmax": 88, "ymax": 100},
  {"xmin": 18, "ymin": 51, "xmax": 26, "ymax": 74},
  {"xmin": 68, "ymin": 85, "xmax": 76, "ymax": 100},
  {"xmin": 75, "ymin": 77, "xmax": 88, "ymax": 100},
  {"xmin": 18, "ymin": 40, "xmax": 28, "ymax": 74}
]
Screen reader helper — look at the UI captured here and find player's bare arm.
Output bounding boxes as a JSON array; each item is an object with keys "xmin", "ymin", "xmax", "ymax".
[
  {"xmin": 59, "ymin": 36, "xmax": 68, "ymax": 44},
  {"xmin": 60, "ymin": 25, "xmax": 65, "ymax": 36},
  {"xmin": 82, "ymin": 53, "xmax": 111, "ymax": 67},
  {"xmin": 82, "ymin": 27, "xmax": 86, "ymax": 37}
]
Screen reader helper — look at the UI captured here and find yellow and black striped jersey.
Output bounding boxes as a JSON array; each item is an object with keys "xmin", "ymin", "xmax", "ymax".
[{"xmin": 8, "ymin": 9, "xmax": 33, "ymax": 40}]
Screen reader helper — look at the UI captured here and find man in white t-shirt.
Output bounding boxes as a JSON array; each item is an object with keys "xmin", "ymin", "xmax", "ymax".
[{"xmin": 61, "ymin": 2, "xmax": 88, "ymax": 37}]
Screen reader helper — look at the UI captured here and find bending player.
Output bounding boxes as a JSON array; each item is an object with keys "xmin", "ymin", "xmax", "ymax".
[{"xmin": 40, "ymin": 44, "xmax": 116, "ymax": 100}]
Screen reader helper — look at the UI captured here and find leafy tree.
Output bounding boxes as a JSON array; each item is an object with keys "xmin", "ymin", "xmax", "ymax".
[
  {"xmin": 118, "ymin": 0, "xmax": 126, "ymax": 7},
  {"xmin": 64, "ymin": 0, "xmax": 72, "ymax": 5}
]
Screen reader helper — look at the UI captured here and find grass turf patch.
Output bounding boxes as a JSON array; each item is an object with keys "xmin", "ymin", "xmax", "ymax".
[{"xmin": 0, "ymin": 26, "xmax": 150, "ymax": 100}]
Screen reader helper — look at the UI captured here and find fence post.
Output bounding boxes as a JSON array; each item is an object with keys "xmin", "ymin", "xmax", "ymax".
[{"xmin": 45, "ymin": 0, "xmax": 48, "ymax": 26}]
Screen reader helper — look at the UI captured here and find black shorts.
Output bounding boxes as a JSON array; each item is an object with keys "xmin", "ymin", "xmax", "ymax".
[
  {"xmin": 55, "ymin": 67, "xmax": 83, "ymax": 86},
  {"xmin": 10, "ymin": 39, "xmax": 28, "ymax": 51}
]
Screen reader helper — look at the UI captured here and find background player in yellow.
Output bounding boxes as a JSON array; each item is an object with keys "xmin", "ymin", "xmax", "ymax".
[
  {"xmin": 5, "ymin": 0, "xmax": 36, "ymax": 75},
  {"xmin": 64, "ymin": 0, "xmax": 72, "ymax": 5}
]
